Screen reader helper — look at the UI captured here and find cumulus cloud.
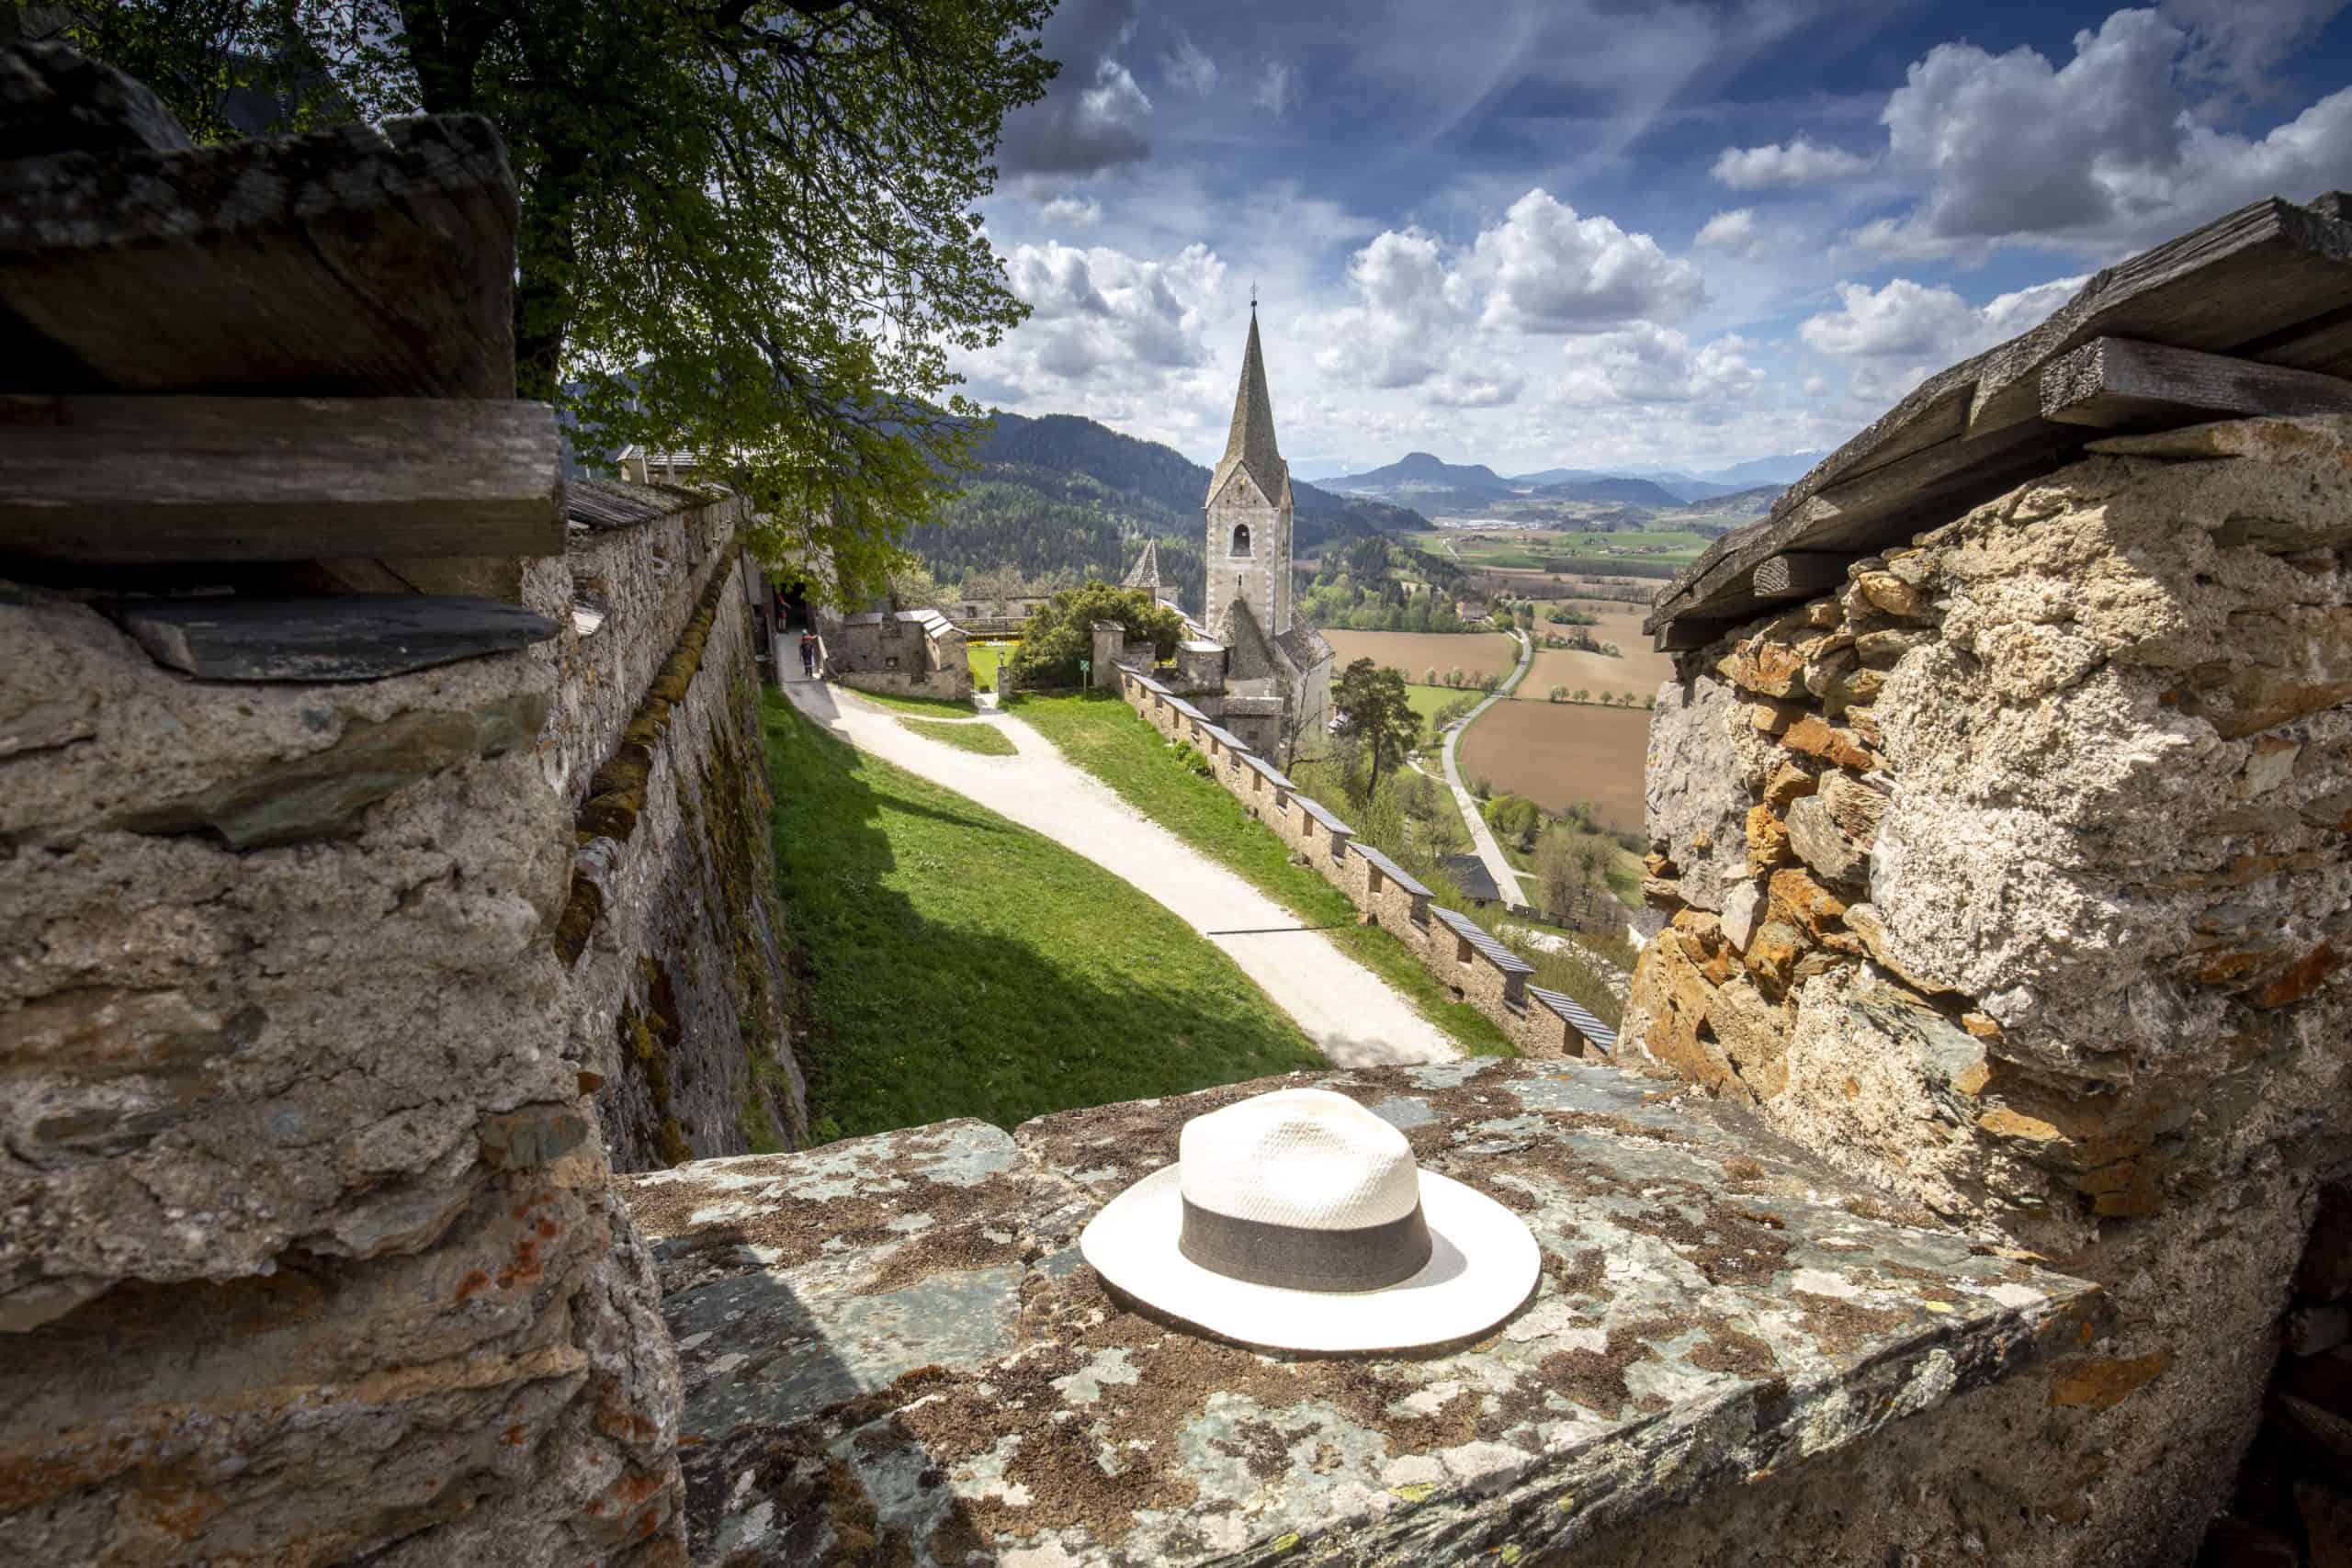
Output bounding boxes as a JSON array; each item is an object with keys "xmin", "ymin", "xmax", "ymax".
[
  {"xmin": 1039, "ymin": 195, "xmax": 1102, "ymax": 227},
  {"xmin": 1694, "ymin": 208, "xmax": 1769, "ymax": 261},
  {"xmin": 2164, "ymin": 0, "xmax": 2349, "ymax": 103},
  {"xmin": 1552, "ymin": 326, "xmax": 1765, "ymax": 406},
  {"xmin": 1465, "ymin": 189, "xmax": 1706, "ymax": 333},
  {"xmin": 989, "ymin": 241, "xmax": 1226, "ymax": 389},
  {"xmin": 1800, "ymin": 275, "xmax": 2085, "ymax": 400},
  {"xmin": 1309, "ymin": 228, "xmax": 1459, "ymax": 389},
  {"xmin": 1712, "ymin": 136, "xmax": 1875, "ymax": 189},
  {"xmin": 998, "ymin": 0, "xmax": 1153, "ymax": 177},
  {"xmin": 1254, "ymin": 63, "xmax": 1298, "ymax": 117},
  {"xmin": 1164, "ymin": 36, "xmax": 1219, "ymax": 96},
  {"xmin": 1860, "ymin": 6, "xmax": 2352, "ymax": 258}
]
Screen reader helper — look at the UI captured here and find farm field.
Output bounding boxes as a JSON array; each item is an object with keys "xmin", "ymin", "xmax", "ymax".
[
  {"xmin": 1457, "ymin": 701, "xmax": 1651, "ymax": 834},
  {"xmin": 1521, "ymin": 605, "xmax": 1675, "ymax": 700},
  {"xmin": 1324, "ymin": 628, "xmax": 1520, "ymax": 684}
]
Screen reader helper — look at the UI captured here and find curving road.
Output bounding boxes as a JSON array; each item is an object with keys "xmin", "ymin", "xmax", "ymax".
[
  {"xmin": 1437, "ymin": 627, "xmax": 1533, "ymax": 910},
  {"xmin": 781, "ymin": 673, "xmax": 1456, "ymax": 1068}
]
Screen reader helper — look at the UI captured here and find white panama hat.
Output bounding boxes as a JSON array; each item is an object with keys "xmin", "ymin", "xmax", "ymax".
[{"xmin": 1079, "ymin": 1088, "xmax": 1541, "ymax": 1352}]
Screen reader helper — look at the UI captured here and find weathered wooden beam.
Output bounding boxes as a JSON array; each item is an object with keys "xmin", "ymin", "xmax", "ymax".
[
  {"xmin": 0, "ymin": 396, "xmax": 565, "ymax": 562},
  {"xmin": 2042, "ymin": 336, "xmax": 2352, "ymax": 430},
  {"xmin": 1654, "ymin": 617, "xmax": 1736, "ymax": 652},
  {"xmin": 106, "ymin": 594, "xmax": 559, "ymax": 681},
  {"xmin": 1749, "ymin": 552, "xmax": 1850, "ymax": 601},
  {"xmin": 1648, "ymin": 192, "xmax": 2352, "ymax": 636},
  {"xmin": 1968, "ymin": 195, "xmax": 2352, "ymax": 436},
  {"xmin": 0, "ymin": 115, "xmax": 518, "ymax": 399}
]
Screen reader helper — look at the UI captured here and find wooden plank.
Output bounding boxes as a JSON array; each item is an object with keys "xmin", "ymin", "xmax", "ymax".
[
  {"xmin": 0, "ymin": 115, "xmax": 517, "ymax": 398},
  {"xmin": 1750, "ymin": 552, "xmax": 1850, "ymax": 600},
  {"xmin": 1967, "ymin": 196, "xmax": 2352, "ymax": 435},
  {"xmin": 2042, "ymin": 337, "xmax": 2352, "ymax": 429},
  {"xmin": 1648, "ymin": 191, "xmax": 2352, "ymax": 635},
  {"xmin": 1655, "ymin": 617, "xmax": 1736, "ymax": 652},
  {"xmin": 0, "ymin": 396, "xmax": 564, "ymax": 562},
  {"xmin": 106, "ymin": 594, "xmax": 558, "ymax": 681}
]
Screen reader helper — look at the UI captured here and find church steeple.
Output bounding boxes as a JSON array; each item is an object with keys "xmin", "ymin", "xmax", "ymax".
[{"xmin": 1207, "ymin": 306, "xmax": 1289, "ymax": 509}]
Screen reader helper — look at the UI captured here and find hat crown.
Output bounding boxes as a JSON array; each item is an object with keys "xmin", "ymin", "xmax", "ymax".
[{"xmin": 1178, "ymin": 1089, "xmax": 1419, "ymax": 1232}]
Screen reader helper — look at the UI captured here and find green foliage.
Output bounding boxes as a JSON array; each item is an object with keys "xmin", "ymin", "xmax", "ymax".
[
  {"xmin": 1008, "ymin": 582, "xmax": 1182, "ymax": 689},
  {"xmin": 1170, "ymin": 741, "xmax": 1216, "ymax": 779},
  {"xmin": 1545, "ymin": 604, "xmax": 1600, "ymax": 626},
  {"xmin": 1331, "ymin": 659, "xmax": 1418, "ymax": 793},
  {"xmin": 1482, "ymin": 794, "xmax": 1544, "ymax": 853},
  {"xmin": 762, "ymin": 694, "xmax": 1320, "ymax": 1138},
  {"xmin": 62, "ymin": 0, "xmax": 1057, "ymax": 607}
]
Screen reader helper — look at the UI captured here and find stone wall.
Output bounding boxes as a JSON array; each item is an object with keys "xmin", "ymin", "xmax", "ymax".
[
  {"xmin": 0, "ymin": 584, "xmax": 686, "ymax": 1562},
  {"xmin": 819, "ymin": 607, "xmax": 971, "ymax": 701},
  {"xmin": 1117, "ymin": 671, "xmax": 1612, "ymax": 1060},
  {"xmin": 548, "ymin": 489, "xmax": 808, "ymax": 1171},
  {"xmin": 1623, "ymin": 415, "xmax": 2352, "ymax": 1563}
]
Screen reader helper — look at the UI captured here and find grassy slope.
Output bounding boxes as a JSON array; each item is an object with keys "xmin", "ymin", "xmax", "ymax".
[
  {"xmin": 899, "ymin": 717, "xmax": 1016, "ymax": 756},
  {"xmin": 1010, "ymin": 693, "xmax": 1519, "ymax": 1057},
  {"xmin": 763, "ymin": 694, "xmax": 1322, "ymax": 1140}
]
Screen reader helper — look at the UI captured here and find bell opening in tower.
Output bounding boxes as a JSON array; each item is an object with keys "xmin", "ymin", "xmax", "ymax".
[{"xmin": 1231, "ymin": 523, "xmax": 1252, "ymax": 558}]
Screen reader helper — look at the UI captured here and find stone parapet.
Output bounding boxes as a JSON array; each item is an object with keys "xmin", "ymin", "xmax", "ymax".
[
  {"xmin": 1623, "ymin": 415, "xmax": 2352, "ymax": 1562},
  {"xmin": 620, "ymin": 1056, "xmax": 2099, "ymax": 1564},
  {"xmin": 0, "ymin": 581, "xmax": 686, "ymax": 1562},
  {"xmin": 550, "ymin": 501, "xmax": 808, "ymax": 1170},
  {"xmin": 1114, "ymin": 670, "xmax": 1612, "ymax": 1060}
]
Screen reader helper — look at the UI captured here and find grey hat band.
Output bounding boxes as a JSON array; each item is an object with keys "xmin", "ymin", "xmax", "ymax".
[{"xmin": 1177, "ymin": 1196, "xmax": 1433, "ymax": 1293}]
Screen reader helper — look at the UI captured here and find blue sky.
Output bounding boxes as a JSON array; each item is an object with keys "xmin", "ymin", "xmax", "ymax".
[{"xmin": 955, "ymin": 0, "xmax": 2352, "ymax": 477}]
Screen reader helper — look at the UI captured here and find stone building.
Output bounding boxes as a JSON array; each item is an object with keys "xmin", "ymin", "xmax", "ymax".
[
  {"xmin": 815, "ymin": 604, "xmax": 971, "ymax": 701},
  {"xmin": 1096, "ymin": 311, "xmax": 1334, "ymax": 762}
]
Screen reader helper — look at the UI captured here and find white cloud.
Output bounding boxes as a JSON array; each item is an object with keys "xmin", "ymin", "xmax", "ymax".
[
  {"xmin": 1860, "ymin": 6, "xmax": 2352, "ymax": 258},
  {"xmin": 1310, "ymin": 228, "xmax": 1460, "ymax": 389},
  {"xmin": 1694, "ymin": 207, "xmax": 1770, "ymax": 261},
  {"xmin": 1039, "ymin": 195, "xmax": 1102, "ymax": 227},
  {"xmin": 1165, "ymin": 36, "xmax": 1219, "ymax": 96},
  {"xmin": 2163, "ymin": 0, "xmax": 2349, "ymax": 103},
  {"xmin": 1552, "ymin": 325, "xmax": 1764, "ymax": 406},
  {"xmin": 1800, "ymin": 274, "xmax": 2085, "ymax": 400},
  {"xmin": 1712, "ymin": 136, "xmax": 1874, "ymax": 189},
  {"xmin": 989, "ymin": 241, "xmax": 1227, "ymax": 389},
  {"xmin": 1465, "ymin": 189, "xmax": 1706, "ymax": 333},
  {"xmin": 1254, "ymin": 63, "xmax": 1298, "ymax": 118}
]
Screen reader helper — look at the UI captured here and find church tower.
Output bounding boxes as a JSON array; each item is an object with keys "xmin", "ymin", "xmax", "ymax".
[{"xmin": 1204, "ymin": 307, "xmax": 1294, "ymax": 637}]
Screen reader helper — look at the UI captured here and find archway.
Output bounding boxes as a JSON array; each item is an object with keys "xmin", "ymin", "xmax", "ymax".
[{"xmin": 1230, "ymin": 523, "xmax": 1252, "ymax": 558}]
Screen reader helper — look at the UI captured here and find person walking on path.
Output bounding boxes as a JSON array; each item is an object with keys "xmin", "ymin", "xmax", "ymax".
[{"xmin": 798, "ymin": 630, "xmax": 818, "ymax": 680}]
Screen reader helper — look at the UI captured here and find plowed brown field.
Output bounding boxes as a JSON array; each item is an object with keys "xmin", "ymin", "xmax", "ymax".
[
  {"xmin": 1322, "ymin": 629, "xmax": 1521, "ymax": 684},
  {"xmin": 1457, "ymin": 702, "xmax": 1651, "ymax": 833}
]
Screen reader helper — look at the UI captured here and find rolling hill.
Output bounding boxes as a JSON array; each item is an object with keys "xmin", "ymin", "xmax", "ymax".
[{"xmin": 918, "ymin": 413, "xmax": 1432, "ymax": 617}]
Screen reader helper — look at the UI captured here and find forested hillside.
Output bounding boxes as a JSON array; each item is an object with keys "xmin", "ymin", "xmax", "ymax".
[{"xmin": 917, "ymin": 412, "xmax": 1430, "ymax": 618}]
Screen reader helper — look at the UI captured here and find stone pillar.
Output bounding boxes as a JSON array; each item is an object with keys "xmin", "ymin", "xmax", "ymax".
[
  {"xmin": 0, "ymin": 589, "xmax": 685, "ymax": 1564},
  {"xmin": 1623, "ymin": 415, "xmax": 2352, "ymax": 1564},
  {"xmin": 1090, "ymin": 620, "xmax": 1125, "ymax": 687}
]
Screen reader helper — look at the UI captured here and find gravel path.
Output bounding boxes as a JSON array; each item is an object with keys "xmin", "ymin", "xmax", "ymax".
[
  {"xmin": 782, "ymin": 675, "xmax": 1457, "ymax": 1067},
  {"xmin": 1440, "ymin": 627, "xmax": 1533, "ymax": 909}
]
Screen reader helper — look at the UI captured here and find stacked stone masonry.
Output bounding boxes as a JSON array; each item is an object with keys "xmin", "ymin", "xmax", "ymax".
[
  {"xmin": 546, "ymin": 484, "xmax": 808, "ymax": 1171},
  {"xmin": 1624, "ymin": 414, "xmax": 2352, "ymax": 1563},
  {"xmin": 1116, "ymin": 668, "xmax": 1611, "ymax": 1060},
  {"xmin": 0, "ymin": 576, "xmax": 689, "ymax": 1562}
]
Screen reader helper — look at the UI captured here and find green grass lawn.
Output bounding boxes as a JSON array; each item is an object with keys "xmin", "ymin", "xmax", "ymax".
[
  {"xmin": 764, "ymin": 694, "xmax": 1322, "ymax": 1141},
  {"xmin": 836, "ymin": 683, "xmax": 977, "ymax": 717},
  {"xmin": 899, "ymin": 716, "xmax": 1016, "ymax": 756},
  {"xmin": 1400, "ymin": 682, "xmax": 1476, "ymax": 731},
  {"xmin": 1009, "ymin": 692, "xmax": 1519, "ymax": 1057},
  {"xmin": 967, "ymin": 640, "xmax": 1016, "ymax": 692}
]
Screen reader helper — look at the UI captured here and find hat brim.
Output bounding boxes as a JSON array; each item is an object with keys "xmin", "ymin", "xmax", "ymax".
[{"xmin": 1079, "ymin": 1164, "xmax": 1541, "ymax": 1353}]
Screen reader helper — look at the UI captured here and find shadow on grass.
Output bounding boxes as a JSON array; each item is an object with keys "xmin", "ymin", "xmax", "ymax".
[{"xmin": 764, "ymin": 693, "xmax": 1322, "ymax": 1142}]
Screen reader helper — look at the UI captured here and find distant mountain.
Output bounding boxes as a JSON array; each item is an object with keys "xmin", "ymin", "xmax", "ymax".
[
  {"xmin": 1695, "ymin": 451, "xmax": 1826, "ymax": 487},
  {"xmin": 1533, "ymin": 475, "xmax": 1683, "ymax": 507},
  {"xmin": 1323, "ymin": 451, "xmax": 1514, "ymax": 500},
  {"xmin": 1508, "ymin": 467, "xmax": 1611, "ymax": 488},
  {"xmin": 1668, "ymin": 484, "xmax": 1781, "ymax": 517},
  {"xmin": 917, "ymin": 412, "xmax": 1433, "ymax": 618}
]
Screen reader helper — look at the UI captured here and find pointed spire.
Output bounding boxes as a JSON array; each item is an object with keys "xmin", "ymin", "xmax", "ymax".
[
  {"xmin": 1122, "ymin": 536, "xmax": 1162, "ymax": 591},
  {"xmin": 1208, "ymin": 310, "xmax": 1287, "ymax": 506}
]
